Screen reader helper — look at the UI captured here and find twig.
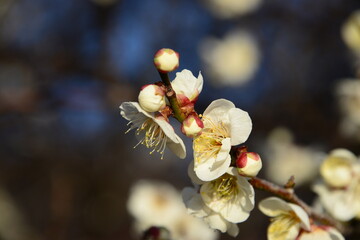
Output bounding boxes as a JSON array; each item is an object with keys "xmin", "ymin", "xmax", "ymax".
[
  {"xmin": 249, "ymin": 177, "xmax": 346, "ymax": 233},
  {"xmin": 157, "ymin": 71, "xmax": 186, "ymax": 122}
]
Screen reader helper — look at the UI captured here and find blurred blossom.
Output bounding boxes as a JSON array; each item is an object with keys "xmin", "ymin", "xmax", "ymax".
[
  {"xmin": 0, "ymin": 188, "xmax": 38, "ymax": 240},
  {"xmin": 199, "ymin": 31, "xmax": 260, "ymax": 87},
  {"xmin": 336, "ymin": 78, "xmax": 360, "ymax": 141},
  {"xmin": 313, "ymin": 149, "xmax": 360, "ymax": 221},
  {"xmin": 0, "ymin": 0, "xmax": 13, "ymax": 20},
  {"xmin": 342, "ymin": 10, "xmax": 360, "ymax": 55},
  {"xmin": 0, "ymin": 63, "xmax": 37, "ymax": 113},
  {"xmin": 200, "ymin": 0, "xmax": 262, "ymax": 19},
  {"xmin": 127, "ymin": 180, "xmax": 218, "ymax": 240},
  {"xmin": 265, "ymin": 127, "xmax": 324, "ymax": 186}
]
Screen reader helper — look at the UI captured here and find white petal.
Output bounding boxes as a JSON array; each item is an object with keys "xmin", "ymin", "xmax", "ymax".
[
  {"xmin": 288, "ymin": 203, "xmax": 310, "ymax": 231},
  {"xmin": 196, "ymin": 71, "xmax": 204, "ymax": 94},
  {"xmin": 298, "ymin": 227, "xmax": 343, "ymax": 240},
  {"xmin": 154, "ymin": 117, "xmax": 179, "ymax": 143},
  {"xmin": 167, "ymin": 134, "xmax": 186, "ymax": 159},
  {"xmin": 203, "ymin": 99, "xmax": 234, "ymax": 124},
  {"xmin": 182, "ymin": 187, "xmax": 209, "ymax": 218},
  {"xmin": 327, "ymin": 227, "xmax": 345, "ymax": 240},
  {"xmin": 226, "ymin": 222, "xmax": 239, "ymax": 237},
  {"xmin": 219, "ymin": 195, "xmax": 251, "ymax": 223},
  {"xmin": 234, "ymin": 174, "xmax": 255, "ymax": 211},
  {"xmin": 171, "ymin": 69, "xmax": 203, "ymax": 101},
  {"xmin": 313, "ymin": 184, "xmax": 356, "ymax": 221},
  {"xmin": 206, "ymin": 214, "xmax": 228, "ymax": 233},
  {"xmin": 194, "ymin": 138, "xmax": 232, "ymax": 181},
  {"xmin": 120, "ymin": 101, "xmax": 153, "ymax": 120},
  {"xmin": 329, "ymin": 148, "xmax": 357, "ymax": 162},
  {"xmin": 229, "ymin": 107, "xmax": 252, "ymax": 145},
  {"xmin": 188, "ymin": 161, "xmax": 206, "ymax": 185},
  {"xmin": 258, "ymin": 197, "xmax": 293, "ymax": 217}
]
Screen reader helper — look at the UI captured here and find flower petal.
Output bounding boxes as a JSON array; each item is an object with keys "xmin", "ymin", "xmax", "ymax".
[
  {"xmin": 120, "ymin": 101, "xmax": 153, "ymax": 124},
  {"xmin": 229, "ymin": 107, "xmax": 252, "ymax": 145},
  {"xmin": 226, "ymin": 222, "xmax": 239, "ymax": 237},
  {"xmin": 182, "ymin": 187, "xmax": 209, "ymax": 218},
  {"xmin": 288, "ymin": 203, "xmax": 310, "ymax": 231},
  {"xmin": 167, "ymin": 134, "xmax": 186, "ymax": 159},
  {"xmin": 206, "ymin": 214, "xmax": 228, "ymax": 233},
  {"xmin": 202, "ymin": 99, "xmax": 234, "ymax": 124},
  {"xmin": 298, "ymin": 226, "xmax": 345, "ymax": 240},
  {"xmin": 258, "ymin": 197, "xmax": 293, "ymax": 217},
  {"xmin": 313, "ymin": 184, "xmax": 357, "ymax": 221},
  {"xmin": 154, "ymin": 117, "xmax": 179, "ymax": 143},
  {"xmin": 188, "ymin": 161, "xmax": 206, "ymax": 185},
  {"xmin": 171, "ymin": 69, "xmax": 203, "ymax": 101}
]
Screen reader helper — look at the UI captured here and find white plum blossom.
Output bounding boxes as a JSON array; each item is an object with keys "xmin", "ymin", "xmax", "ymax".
[
  {"xmin": 182, "ymin": 167, "xmax": 255, "ymax": 236},
  {"xmin": 298, "ymin": 225, "xmax": 345, "ymax": 240},
  {"xmin": 193, "ymin": 99, "xmax": 252, "ymax": 181},
  {"xmin": 127, "ymin": 180, "xmax": 218, "ymax": 240},
  {"xmin": 138, "ymin": 84, "xmax": 166, "ymax": 112},
  {"xmin": 259, "ymin": 197, "xmax": 311, "ymax": 240},
  {"xmin": 313, "ymin": 149, "xmax": 360, "ymax": 221},
  {"xmin": 171, "ymin": 69, "xmax": 203, "ymax": 106},
  {"xmin": 120, "ymin": 102, "xmax": 186, "ymax": 159}
]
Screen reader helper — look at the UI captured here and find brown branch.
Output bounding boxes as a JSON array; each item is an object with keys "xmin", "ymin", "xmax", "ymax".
[
  {"xmin": 157, "ymin": 71, "xmax": 186, "ymax": 122},
  {"xmin": 249, "ymin": 177, "xmax": 346, "ymax": 233}
]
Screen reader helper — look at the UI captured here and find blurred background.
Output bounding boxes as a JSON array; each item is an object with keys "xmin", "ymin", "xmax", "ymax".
[{"xmin": 1, "ymin": 0, "xmax": 360, "ymax": 239}]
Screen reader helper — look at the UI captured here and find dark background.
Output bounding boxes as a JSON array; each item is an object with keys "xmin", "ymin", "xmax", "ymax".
[{"xmin": 0, "ymin": 0, "xmax": 359, "ymax": 239}]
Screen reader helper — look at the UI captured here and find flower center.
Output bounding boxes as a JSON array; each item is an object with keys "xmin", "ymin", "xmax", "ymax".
[
  {"xmin": 269, "ymin": 212, "xmax": 299, "ymax": 238},
  {"xmin": 193, "ymin": 117, "xmax": 229, "ymax": 163},
  {"xmin": 128, "ymin": 118, "xmax": 168, "ymax": 159},
  {"xmin": 211, "ymin": 174, "xmax": 238, "ymax": 200}
]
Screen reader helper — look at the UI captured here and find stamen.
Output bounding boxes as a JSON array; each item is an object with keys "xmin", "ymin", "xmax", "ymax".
[
  {"xmin": 211, "ymin": 174, "xmax": 238, "ymax": 200},
  {"xmin": 193, "ymin": 117, "xmax": 230, "ymax": 163},
  {"xmin": 127, "ymin": 118, "xmax": 168, "ymax": 159}
]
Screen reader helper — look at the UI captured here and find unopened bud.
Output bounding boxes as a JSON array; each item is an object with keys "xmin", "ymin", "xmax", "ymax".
[
  {"xmin": 236, "ymin": 152, "xmax": 262, "ymax": 177},
  {"xmin": 142, "ymin": 226, "xmax": 171, "ymax": 240},
  {"xmin": 154, "ymin": 48, "xmax": 179, "ymax": 73},
  {"xmin": 320, "ymin": 149, "xmax": 356, "ymax": 188},
  {"xmin": 181, "ymin": 113, "xmax": 204, "ymax": 138},
  {"xmin": 138, "ymin": 84, "xmax": 166, "ymax": 112}
]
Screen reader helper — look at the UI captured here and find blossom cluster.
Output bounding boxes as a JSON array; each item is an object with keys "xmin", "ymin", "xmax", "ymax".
[{"xmin": 120, "ymin": 48, "xmax": 347, "ymax": 240}]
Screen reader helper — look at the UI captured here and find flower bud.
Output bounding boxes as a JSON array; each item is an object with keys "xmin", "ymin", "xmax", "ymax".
[
  {"xmin": 236, "ymin": 152, "xmax": 262, "ymax": 177},
  {"xmin": 138, "ymin": 84, "xmax": 166, "ymax": 112},
  {"xmin": 154, "ymin": 48, "xmax": 179, "ymax": 73},
  {"xmin": 143, "ymin": 226, "xmax": 171, "ymax": 240},
  {"xmin": 181, "ymin": 113, "xmax": 204, "ymax": 138},
  {"xmin": 320, "ymin": 149, "xmax": 356, "ymax": 188}
]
